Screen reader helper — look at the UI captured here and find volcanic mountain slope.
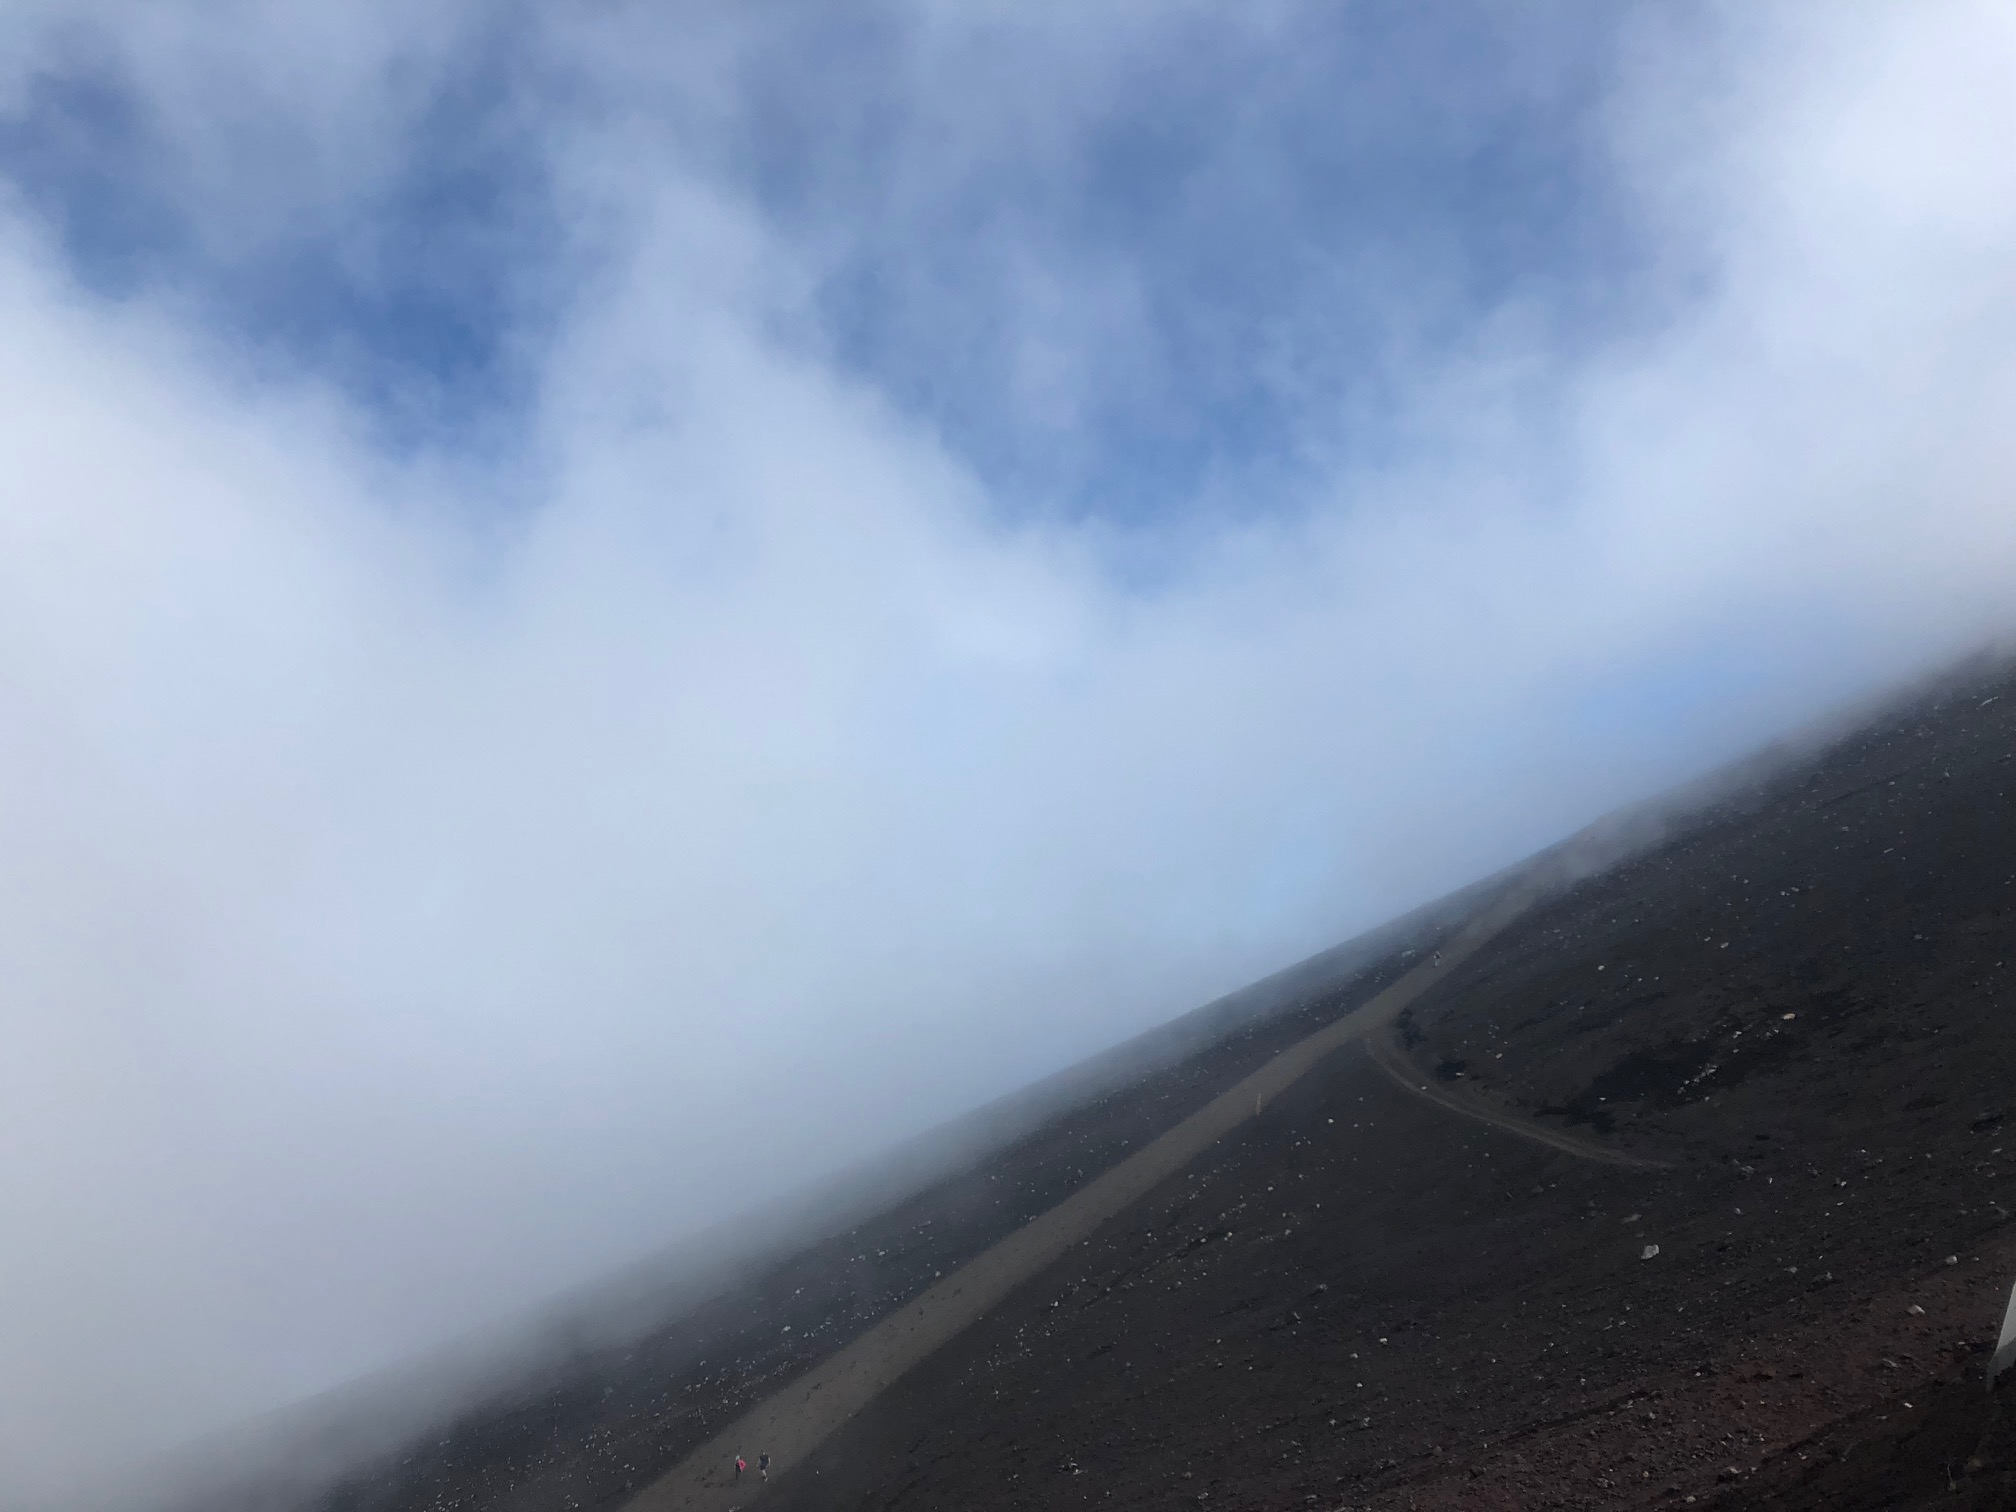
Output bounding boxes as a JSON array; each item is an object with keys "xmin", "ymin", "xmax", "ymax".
[
  {"xmin": 748, "ymin": 659, "xmax": 2016, "ymax": 1512},
  {"xmin": 255, "ymin": 887, "xmax": 1452, "ymax": 1512},
  {"xmin": 277, "ymin": 654, "xmax": 2014, "ymax": 1512}
]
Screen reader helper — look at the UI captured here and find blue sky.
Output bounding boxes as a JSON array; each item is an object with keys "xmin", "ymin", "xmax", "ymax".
[
  {"xmin": 0, "ymin": 3, "xmax": 1651, "ymax": 502},
  {"xmin": 731, "ymin": 2, "xmax": 1648, "ymax": 520},
  {"xmin": 1, "ymin": 4, "xmax": 2015, "ymax": 1506},
  {"xmin": 0, "ymin": 15, "xmax": 553, "ymax": 442}
]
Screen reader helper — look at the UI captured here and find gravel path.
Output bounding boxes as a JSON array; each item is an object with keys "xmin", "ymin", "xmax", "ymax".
[
  {"xmin": 623, "ymin": 881, "xmax": 1547, "ymax": 1510},
  {"xmin": 1360, "ymin": 1021, "xmax": 1673, "ymax": 1170}
]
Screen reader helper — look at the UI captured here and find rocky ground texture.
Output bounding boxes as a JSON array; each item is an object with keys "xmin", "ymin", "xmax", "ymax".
[{"xmin": 293, "ymin": 653, "xmax": 2016, "ymax": 1512}]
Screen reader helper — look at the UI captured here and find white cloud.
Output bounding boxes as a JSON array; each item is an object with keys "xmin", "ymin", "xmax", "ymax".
[{"xmin": 0, "ymin": 4, "xmax": 2013, "ymax": 1505}]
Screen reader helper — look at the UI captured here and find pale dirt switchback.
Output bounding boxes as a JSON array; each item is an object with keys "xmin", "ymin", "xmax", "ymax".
[{"xmin": 624, "ymin": 883, "xmax": 1547, "ymax": 1509}]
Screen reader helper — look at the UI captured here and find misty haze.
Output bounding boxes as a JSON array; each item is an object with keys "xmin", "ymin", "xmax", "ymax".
[{"xmin": 2, "ymin": 5, "xmax": 2015, "ymax": 1511}]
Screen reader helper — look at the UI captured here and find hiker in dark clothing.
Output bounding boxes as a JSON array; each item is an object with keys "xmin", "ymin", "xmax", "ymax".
[{"xmin": 759, "ymin": 1452, "xmax": 771, "ymax": 1481}]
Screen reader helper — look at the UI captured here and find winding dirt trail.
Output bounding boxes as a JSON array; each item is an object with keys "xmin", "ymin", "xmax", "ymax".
[
  {"xmin": 625, "ymin": 877, "xmax": 1625, "ymax": 1511},
  {"xmin": 1360, "ymin": 1024, "xmax": 1673, "ymax": 1169}
]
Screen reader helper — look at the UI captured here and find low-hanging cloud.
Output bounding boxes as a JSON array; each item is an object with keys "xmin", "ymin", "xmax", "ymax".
[{"xmin": 2, "ymin": 4, "xmax": 2015, "ymax": 1506}]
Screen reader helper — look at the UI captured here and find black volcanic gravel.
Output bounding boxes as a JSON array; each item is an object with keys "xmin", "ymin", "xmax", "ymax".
[
  {"xmin": 757, "ymin": 658, "xmax": 2016, "ymax": 1511},
  {"xmin": 258, "ymin": 929, "xmax": 1431, "ymax": 1512},
  {"xmin": 225, "ymin": 654, "xmax": 2016, "ymax": 1512}
]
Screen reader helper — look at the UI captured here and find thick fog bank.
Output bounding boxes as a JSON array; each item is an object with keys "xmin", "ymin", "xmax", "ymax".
[{"xmin": 2, "ymin": 4, "xmax": 2015, "ymax": 1506}]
